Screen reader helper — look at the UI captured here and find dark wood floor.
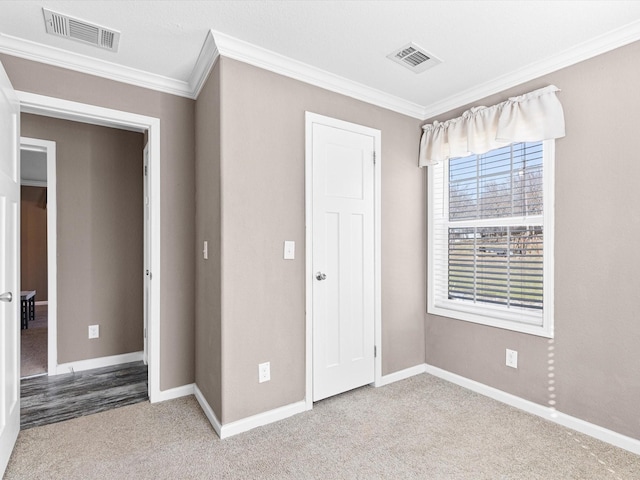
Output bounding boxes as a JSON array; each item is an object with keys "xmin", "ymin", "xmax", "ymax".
[{"xmin": 21, "ymin": 361, "xmax": 148, "ymax": 429}]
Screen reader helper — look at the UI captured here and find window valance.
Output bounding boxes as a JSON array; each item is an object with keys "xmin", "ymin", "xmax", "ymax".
[{"xmin": 418, "ymin": 85, "xmax": 565, "ymax": 167}]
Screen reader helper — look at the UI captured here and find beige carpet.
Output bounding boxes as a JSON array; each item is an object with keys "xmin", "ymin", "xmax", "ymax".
[
  {"xmin": 5, "ymin": 374, "xmax": 640, "ymax": 479},
  {"xmin": 20, "ymin": 305, "xmax": 47, "ymax": 378}
]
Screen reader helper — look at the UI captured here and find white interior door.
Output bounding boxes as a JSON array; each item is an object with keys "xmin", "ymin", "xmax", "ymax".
[
  {"xmin": 312, "ymin": 119, "xmax": 376, "ymax": 402},
  {"xmin": 0, "ymin": 60, "xmax": 21, "ymax": 476}
]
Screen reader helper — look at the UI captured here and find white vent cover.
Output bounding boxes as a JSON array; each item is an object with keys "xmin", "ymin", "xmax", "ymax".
[
  {"xmin": 387, "ymin": 42, "xmax": 441, "ymax": 73},
  {"xmin": 43, "ymin": 8, "xmax": 120, "ymax": 52}
]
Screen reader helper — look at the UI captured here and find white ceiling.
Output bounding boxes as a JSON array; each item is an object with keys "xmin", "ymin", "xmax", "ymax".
[{"xmin": 2, "ymin": 1, "xmax": 640, "ymax": 119}]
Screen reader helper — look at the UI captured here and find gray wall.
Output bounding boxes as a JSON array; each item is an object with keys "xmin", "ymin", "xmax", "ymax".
[
  {"xmin": 21, "ymin": 114, "xmax": 144, "ymax": 363},
  {"xmin": 424, "ymin": 40, "xmax": 640, "ymax": 440},
  {"xmin": 195, "ymin": 61, "xmax": 223, "ymax": 418},
  {"xmin": 1, "ymin": 54, "xmax": 196, "ymax": 390},
  {"xmin": 202, "ymin": 57, "xmax": 425, "ymax": 424},
  {"xmin": 20, "ymin": 186, "xmax": 48, "ymax": 301},
  {"xmin": 9, "ymin": 36, "xmax": 637, "ymax": 442}
]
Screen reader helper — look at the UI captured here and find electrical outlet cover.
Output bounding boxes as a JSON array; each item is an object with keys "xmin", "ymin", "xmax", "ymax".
[
  {"xmin": 258, "ymin": 362, "xmax": 271, "ymax": 383},
  {"xmin": 506, "ymin": 349, "xmax": 518, "ymax": 368}
]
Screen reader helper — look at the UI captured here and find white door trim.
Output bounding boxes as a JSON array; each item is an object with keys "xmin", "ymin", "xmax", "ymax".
[
  {"xmin": 143, "ymin": 144, "xmax": 149, "ymax": 366},
  {"xmin": 17, "ymin": 91, "xmax": 163, "ymax": 403},
  {"xmin": 304, "ymin": 112, "xmax": 382, "ymax": 410},
  {"xmin": 19, "ymin": 136, "xmax": 57, "ymax": 377}
]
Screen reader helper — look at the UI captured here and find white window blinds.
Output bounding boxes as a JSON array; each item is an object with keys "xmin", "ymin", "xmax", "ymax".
[{"xmin": 430, "ymin": 140, "xmax": 553, "ymax": 333}]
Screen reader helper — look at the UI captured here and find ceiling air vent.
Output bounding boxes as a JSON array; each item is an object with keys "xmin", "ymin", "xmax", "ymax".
[
  {"xmin": 387, "ymin": 42, "xmax": 441, "ymax": 73},
  {"xmin": 43, "ymin": 8, "xmax": 120, "ymax": 52}
]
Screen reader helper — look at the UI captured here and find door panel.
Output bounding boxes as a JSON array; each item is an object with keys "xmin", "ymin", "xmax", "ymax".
[
  {"xmin": 312, "ymin": 122, "xmax": 375, "ymax": 402},
  {"xmin": 0, "ymin": 60, "xmax": 21, "ymax": 477}
]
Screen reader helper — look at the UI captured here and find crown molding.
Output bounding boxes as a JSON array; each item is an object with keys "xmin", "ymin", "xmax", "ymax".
[
  {"xmin": 0, "ymin": 32, "xmax": 194, "ymax": 98},
  {"xmin": 188, "ymin": 30, "xmax": 220, "ymax": 98},
  {"xmin": 2, "ymin": 18, "xmax": 640, "ymax": 118},
  {"xmin": 209, "ymin": 30, "xmax": 426, "ymax": 119},
  {"xmin": 421, "ymin": 19, "xmax": 640, "ymax": 120}
]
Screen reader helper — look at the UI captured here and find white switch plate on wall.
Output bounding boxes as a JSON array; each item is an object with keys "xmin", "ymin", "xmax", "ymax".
[
  {"xmin": 283, "ymin": 241, "xmax": 295, "ymax": 260},
  {"xmin": 88, "ymin": 325, "xmax": 99, "ymax": 339},
  {"xmin": 203, "ymin": 240, "xmax": 208, "ymax": 260}
]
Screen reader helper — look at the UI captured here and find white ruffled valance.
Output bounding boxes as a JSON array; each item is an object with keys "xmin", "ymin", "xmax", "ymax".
[{"xmin": 419, "ymin": 85, "xmax": 565, "ymax": 167}]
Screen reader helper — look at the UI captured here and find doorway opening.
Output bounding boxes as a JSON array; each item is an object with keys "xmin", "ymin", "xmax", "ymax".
[
  {"xmin": 19, "ymin": 137, "xmax": 56, "ymax": 379},
  {"xmin": 17, "ymin": 90, "xmax": 162, "ymax": 402}
]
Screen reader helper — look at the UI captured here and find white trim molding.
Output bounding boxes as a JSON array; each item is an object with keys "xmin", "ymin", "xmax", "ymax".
[
  {"xmin": 220, "ymin": 401, "xmax": 307, "ymax": 439},
  {"xmin": 305, "ymin": 112, "xmax": 382, "ymax": 409},
  {"xmin": 189, "ymin": 30, "xmax": 220, "ymax": 99},
  {"xmin": 194, "ymin": 385, "xmax": 222, "ymax": 437},
  {"xmin": 54, "ymin": 351, "xmax": 143, "ymax": 376},
  {"xmin": 17, "ymin": 91, "xmax": 163, "ymax": 404},
  {"xmin": 375, "ymin": 364, "xmax": 427, "ymax": 388},
  {"xmin": 210, "ymin": 30, "xmax": 424, "ymax": 119},
  {"xmin": 194, "ymin": 364, "xmax": 640, "ymax": 454},
  {"xmin": 194, "ymin": 385, "xmax": 306, "ymax": 440},
  {"xmin": 154, "ymin": 383, "xmax": 195, "ymax": 403},
  {"xmin": 0, "ymin": 33, "xmax": 192, "ymax": 98},
  {"xmin": 4, "ymin": 21, "xmax": 640, "ymax": 118},
  {"xmin": 20, "ymin": 136, "xmax": 57, "ymax": 377},
  {"xmin": 422, "ymin": 19, "xmax": 640, "ymax": 119},
  {"xmin": 424, "ymin": 364, "xmax": 640, "ymax": 456}
]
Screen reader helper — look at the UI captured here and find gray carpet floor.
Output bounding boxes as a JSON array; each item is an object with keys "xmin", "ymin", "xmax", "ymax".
[{"xmin": 5, "ymin": 374, "xmax": 640, "ymax": 479}]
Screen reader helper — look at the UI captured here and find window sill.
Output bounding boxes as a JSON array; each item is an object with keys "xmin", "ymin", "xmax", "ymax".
[{"xmin": 428, "ymin": 302, "xmax": 553, "ymax": 338}]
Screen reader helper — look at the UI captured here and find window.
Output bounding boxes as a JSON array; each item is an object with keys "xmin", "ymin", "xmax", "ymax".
[{"xmin": 428, "ymin": 140, "xmax": 554, "ymax": 337}]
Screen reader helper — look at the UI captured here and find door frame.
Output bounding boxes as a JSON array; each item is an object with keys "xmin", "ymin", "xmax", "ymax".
[
  {"xmin": 18, "ymin": 91, "xmax": 162, "ymax": 402},
  {"xmin": 143, "ymin": 144, "xmax": 149, "ymax": 366},
  {"xmin": 19, "ymin": 136, "xmax": 57, "ymax": 376},
  {"xmin": 304, "ymin": 112, "xmax": 382, "ymax": 410}
]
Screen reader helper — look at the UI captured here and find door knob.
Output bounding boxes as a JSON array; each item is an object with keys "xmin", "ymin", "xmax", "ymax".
[
  {"xmin": 315, "ymin": 272, "xmax": 327, "ymax": 281},
  {"xmin": 0, "ymin": 292, "xmax": 12, "ymax": 303}
]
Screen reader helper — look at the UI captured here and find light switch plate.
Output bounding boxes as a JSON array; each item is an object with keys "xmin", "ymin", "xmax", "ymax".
[
  {"xmin": 203, "ymin": 240, "xmax": 208, "ymax": 260},
  {"xmin": 88, "ymin": 325, "xmax": 99, "ymax": 339},
  {"xmin": 284, "ymin": 241, "xmax": 295, "ymax": 260}
]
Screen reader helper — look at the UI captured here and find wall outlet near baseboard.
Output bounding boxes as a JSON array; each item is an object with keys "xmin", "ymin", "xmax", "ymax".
[
  {"xmin": 258, "ymin": 362, "xmax": 270, "ymax": 383},
  {"xmin": 88, "ymin": 325, "xmax": 99, "ymax": 339},
  {"xmin": 506, "ymin": 349, "xmax": 518, "ymax": 368}
]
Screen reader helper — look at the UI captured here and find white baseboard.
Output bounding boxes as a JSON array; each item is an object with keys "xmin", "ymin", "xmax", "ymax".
[
  {"xmin": 193, "ymin": 362, "xmax": 639, "ymax": 454},
  {"xmin": 424, "ymin": 363, "xmax": 640, "ymax": 456},
  {"xmin": 153, "ymin": 383, "xmax": 195, "ymax": 403},
  {"xmin": 35, "ymin": 300, "xmax": 48, "ymax": 306},
  {"xmin": 194, "ymin": 384, "xmax": 306, "ymax": 440},
  {"xmin": 194, "ymin": 385, "xmax": 222, "ymax": 437},
  {"xmin": 375, "ymin": 364, "xmax": 427, "ymax": 387},
  {"xmin": 220, "ymin": 400, "xmax": 307, "ymax": 439},
  {"xmin": 53, "ymin": 351, "xmax": 143, "ymax": 376}
]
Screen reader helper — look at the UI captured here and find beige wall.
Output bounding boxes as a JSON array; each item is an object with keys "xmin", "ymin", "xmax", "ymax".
[
  {"xmin": 215, "ymin": 57, "xmax": 425, "ymax": 423},
  {"xmin": 21, "ymin": 114, "xmax": 144, "ymax": 362},
  {"xmin": 195, "ymin": 61, "xmax": 222, "ymax": 418},
  {"xmin": 424, "ymin": 40, "xmax": 640, "ymax": 440},
  {"xmin": 20, "ymin": 186, "xmax": 48, "ymax": 301},
  {"xmin": 2, "ymin": 54, "xmax": 196, "ymax": 389}
]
